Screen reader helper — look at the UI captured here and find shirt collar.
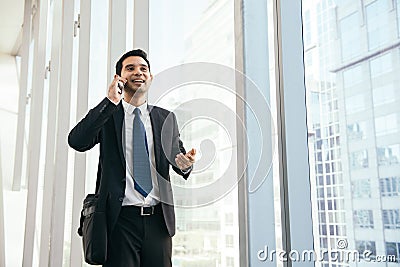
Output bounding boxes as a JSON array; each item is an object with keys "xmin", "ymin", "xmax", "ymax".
[{"xmin": 122, "ymin": 99, "xmax": 148, "ymax": 115}]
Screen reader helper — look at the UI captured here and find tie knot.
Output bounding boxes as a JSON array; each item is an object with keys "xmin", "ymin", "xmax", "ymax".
[{"xmin": 134, "ymin": 108, "xmax": 141, "ymax": 115}]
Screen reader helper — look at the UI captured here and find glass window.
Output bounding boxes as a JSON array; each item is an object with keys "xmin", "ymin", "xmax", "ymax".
[
  {"xmin": 353, "ymin": 210, "xmax": 374, "ymax": 228},
  {"xmin": 304, "ymin": 10, "xmax": 312, "ymax": 47},
  {"xmin": 149, "ymin": 1, "xmax": 239, "ymax": 266},
  {"xmin": 339, "ymin": 12, "xmax": 361, "ymax": 61},
  {"xmin": 352, "ymin": 179, "xmax": 371, "ymax": 198},
  {"xmin": 385, "ymin": 242, "xmax": 400, "ymax": 262},
  {"xmin": 305, "ymin": 0, "xmax": 400, "ymax": 265},
  {"xmin": 356, "ymin": 240, "xmax": 376, "ymax": 258},
  {"xmin": 350, "ymin": 150, "xmax": 369, "ymax": 169},
  {"xmin": 366, "ymin": 0, "xmax": 391, "ymax": 50},
  {"xmin": 347, "ymin": 121, "xmax": 367, "ymax": 140},
  {"xmin": 372, "ymin": 84, "xmax": 396, "ymax": 106},
  {"xmin": 377, "ymin": 144, "xmax": 400, "ymax": 166},
  {"xmin": 382, "ymin": 209, "xmax": 400, "ymax": 229},
  {"xmin": 370, "ymin": 52, "xmax": 393, "ymax": 78},
  {"xmin": 345, "ymin": 94, "xmax": 365, "ymax": 114},
  {"xmin": 343, "ymin": 65, "xmax": 363, "ymax": 88},
  {"xmin": 380, "ymin": 177, "xmax": 400, "ymax": 197},
  {"xmin": 305, "ymin": 51, "xmax": 312, "ymax": 66},
  {"xmin": 397, "ymin": 0, "xmax": 400, "ymax": 36},
  {"xmin": 226, "ymin": 257, "xmax": 235, "ymax": 267},
  {"xmin": 375, "ymin": 113, "xmax": 398, "ymax": 136},
  {"xmin": 225, "ymin": 235, "xmax": 234, "ymax": 248},
  {"xmin": 225, "ymin": 213, "xmax": 233, "ymax": 226}
]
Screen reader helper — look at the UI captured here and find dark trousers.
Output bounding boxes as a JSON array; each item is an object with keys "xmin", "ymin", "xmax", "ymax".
[{"xmin": 103, "ymin": 205, "xmax": 172, "ymax": 267}]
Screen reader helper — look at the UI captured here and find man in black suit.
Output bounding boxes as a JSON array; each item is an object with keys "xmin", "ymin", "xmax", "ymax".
[{"xmin": 68, "ymin": 49, "xmax": 196, "ymax": 267}]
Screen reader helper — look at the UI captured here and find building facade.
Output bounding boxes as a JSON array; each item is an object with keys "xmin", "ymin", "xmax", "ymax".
[{"xmin": 303, "ymin": 0, "xmax": 400, "ymax": 266}]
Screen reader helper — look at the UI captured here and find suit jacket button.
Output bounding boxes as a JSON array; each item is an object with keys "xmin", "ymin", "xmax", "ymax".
[
  {"xmin": 121, "ymin": 178, "xmax": 126, "ymax": 183},
  {"xmin": 118, "ymin": 197, "xmax": 124, "ymax": 202}
]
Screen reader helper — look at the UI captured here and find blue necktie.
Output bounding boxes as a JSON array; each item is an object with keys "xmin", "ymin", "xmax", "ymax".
[{"xmin": 133, "ymin": 108, "xmax": 152, "ymax": 197}]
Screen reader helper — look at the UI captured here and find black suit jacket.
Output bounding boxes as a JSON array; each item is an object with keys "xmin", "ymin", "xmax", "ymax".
[{"xmin": 68, "ymin": 97, "xmax": 190, "ymax": 237}]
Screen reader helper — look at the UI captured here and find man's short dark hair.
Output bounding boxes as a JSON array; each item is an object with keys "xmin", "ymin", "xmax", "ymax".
[{"xmin": 115, "ymin": 49, "xmax": 150, "ymax": 75}]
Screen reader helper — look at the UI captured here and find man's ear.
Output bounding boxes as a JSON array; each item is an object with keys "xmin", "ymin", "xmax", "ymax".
[{"xmin": 150, "ymin": 73, "xmax": 154, "ymax": 80}]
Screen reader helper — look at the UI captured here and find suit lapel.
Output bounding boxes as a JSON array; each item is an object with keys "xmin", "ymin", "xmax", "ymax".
[
  {"xmin": 149, "ymin": 105, "xmax": 162, "ymax": 169},
  {"xmin": 113, "ymin": 103, "xmax": 126, "ymax": 169}
]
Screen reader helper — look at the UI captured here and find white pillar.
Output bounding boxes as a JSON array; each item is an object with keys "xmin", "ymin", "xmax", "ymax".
[
  {"xmin": 38, "ymin": 0, "xmax": 62, "ymax": 265},
  {"xmin": 133, "ymin": 0, "xmax": 149, "ymax": 52},
  {"xmin": 13, "ymin": 0, "xmax": 33, "ymax": 191},
  {"xmin": 48, "ymin": 0, "xmax": 76, "ymax": 265},
  {"xmin": 69, "ymin": 0, "xmax": 91, "ymax": 265},
  {"xmin": 0, "ymin": 140, "xmax": 6, "ymax": 267},
  {"xmin": 22, "ymin": 0, "xmax": 50, "ymax": 265},
  {"xmin": 107, "ymin": 0, "xmax": 127, "ymax": 82},
  {"xmin": 234, "ymin": 0, "xmax": 248, "ymax": 266}
]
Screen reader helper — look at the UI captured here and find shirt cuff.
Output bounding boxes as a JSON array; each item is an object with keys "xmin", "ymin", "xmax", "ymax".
[{"xmin": 181, "ymin": 166, "xmax": 192, "ymax": 174}]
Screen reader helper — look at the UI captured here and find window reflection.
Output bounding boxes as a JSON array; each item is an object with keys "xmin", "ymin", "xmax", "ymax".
[
  {"xmin": 340, "ymin": 12, "xmax": 361, "ymax": 61},
  {"xmin": 375, "ymin": 114, "xmax": 398, "ymax": 137},
  {"xmin": 347, "ymin": 121, "xmax": 367, "ymax": 140},
  {"xmin": 345, "ymin": 94, "xmax": 365, "ymax": 114},
  {"xmin": 370, "ymin": 52, "xmax": 393, "ymax": 78},
  {"xmin": 356, "ymin": 240, "xmax": 377, "ymax": 258},
  {"xmin": 366, "ymin": 0, "xmax": 390, "ymax": 51},
  {"xmin": 372, "ymin": 84, "xmax": 396, "ymax": 106},
  {"xmin": 353, "ymin": 210, "xmax": 374, "ymax": 229},
  {"xmin": 382, "ymin": 209, "xmax": 400, "ymax": 229},
  {"xmin": 351, "ymin": 179, "xmax": 371, "ymax": 198},
  {"xmin": 343, "ymin": 65, "xmax": 362, "ymax": 88},
  {"xmin": 350, "ymin": 150, "xmax": 369, "ymax": 169},
  {"xmin": 377, "ymin": 144, "xmax": 400, "ymax": 166},
  {"xmin": 398, "ymin": 0, "xmax": 400, "ymax": 36},
  {"xmin": 385, "ymin": 242, "xmax": 400, "ymax": 262},
  {"xmin": 380, "ymin": 177, "xmax": 400, "ymax": 197}
]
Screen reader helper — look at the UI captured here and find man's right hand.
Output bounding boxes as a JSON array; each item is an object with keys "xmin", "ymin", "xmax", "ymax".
[{"xmin": 107, "ymin": 74, "xmax": 127, "ymax": 104}]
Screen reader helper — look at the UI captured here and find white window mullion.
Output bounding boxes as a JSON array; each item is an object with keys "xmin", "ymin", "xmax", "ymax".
[
  {"xmin": 22, "ymin": 0, "xmax": 50, "ymax": 265},
  {"xmin": 107, "ymin": 0, "xmax": 127, "ymax": 82},
  {"xmin": 0, "ymin": 141, "xmax": 6, "ymax": 267},
  {"xmin": 273, "ymin": 1, "xmax": 313, "ymax": 266},
  {"xmin": 69, "ymin": 0, "xmax": 91, "ymax": 265},
  {"xmin": 233, "ymin": 0, "xmax": 248, "ymax": 266},
  {"xmin": 12, "ymin": 0, "xmax": 33, "ymax": 191},
  {"xmin": 133, "ymin": 0, "xmax": 149, "ymax": 52},
  {"xmin": 48, "ymin": 0, "xmax": 76, "ymax": 265},
  {"xmin": 241, "ymin": 0, "xmax": 277, "ymax": 266},
  {"xmin": 38, "ymin": 0, "xmax": 62, "ymax": 265}
]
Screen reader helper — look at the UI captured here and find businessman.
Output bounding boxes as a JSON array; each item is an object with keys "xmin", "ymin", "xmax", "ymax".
[{"xmin": 68, "ymin": 49, "xmax": 195, "ymax": 267}]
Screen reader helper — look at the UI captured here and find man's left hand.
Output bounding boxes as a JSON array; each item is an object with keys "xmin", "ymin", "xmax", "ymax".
[{"xmin": 175, "ymin": 148, "xmax": 196, "ymax": 171}]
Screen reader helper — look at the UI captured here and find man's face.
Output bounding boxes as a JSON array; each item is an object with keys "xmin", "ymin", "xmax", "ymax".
[{"xmin": 120, "ymin": 56, "xmax": 152, "ymax": 94}]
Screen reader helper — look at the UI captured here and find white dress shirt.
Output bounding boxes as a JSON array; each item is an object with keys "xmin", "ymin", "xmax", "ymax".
[{"xmin": 121, "ymin": 99, "xmax": 160, "ymax": 206}]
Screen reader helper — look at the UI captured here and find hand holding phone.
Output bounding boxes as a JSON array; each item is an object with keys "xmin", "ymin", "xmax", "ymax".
[
  {"xmin": 175, "ymin": 148, "xmax": 196, "ymax": 171},
  {"xmin": 107, "ymin": 75, "xmax": 126, "ymax": 104}
]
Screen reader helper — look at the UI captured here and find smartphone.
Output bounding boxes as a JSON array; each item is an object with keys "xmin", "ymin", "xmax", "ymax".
[{"xmin": 117, "ymin": 80, "xmax": 124, "ymax": 94}]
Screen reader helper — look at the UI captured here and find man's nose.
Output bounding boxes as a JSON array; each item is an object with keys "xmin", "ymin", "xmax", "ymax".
[{"xmin": 133, "ymin": 68, "xmax": 143, "ymax": 76}]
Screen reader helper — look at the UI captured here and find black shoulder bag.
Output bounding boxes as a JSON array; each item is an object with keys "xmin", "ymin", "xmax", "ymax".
[{"xmin": 78, "ymin": 193, "xmax": 108, "ymax": 265}]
